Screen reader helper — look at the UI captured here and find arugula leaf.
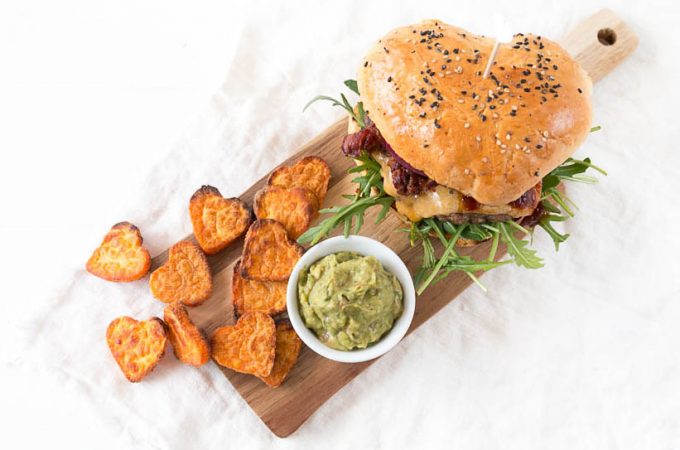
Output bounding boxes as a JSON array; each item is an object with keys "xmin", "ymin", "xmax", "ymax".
[
  {"xmin": 498, "ymin": 222, "xmax": 544, "ymax": 269},
  {"xmin": 304, "ymin": 80, "xmax": 365, "ymax": 128},
  {"xmin": 344, "ymin": 79, "xmax": 360, "ymax": 95},
  {"xmin": 538, "ymin": 211, "xmax": 570, "ymax": 251},
  {"xmin": 297, "ymin": 151, "xmax": 392, "ymax": 245}
]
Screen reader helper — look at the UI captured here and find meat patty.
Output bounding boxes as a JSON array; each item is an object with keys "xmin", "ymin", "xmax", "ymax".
[{"xmin": 342, "ymin": 120, "xmax": 541, "ymax": 223}]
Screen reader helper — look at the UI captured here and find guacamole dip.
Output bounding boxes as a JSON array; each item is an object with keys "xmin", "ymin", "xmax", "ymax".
[{"xmin": 297, "ymin": 251, "xmax": 403, "ymax": 351}]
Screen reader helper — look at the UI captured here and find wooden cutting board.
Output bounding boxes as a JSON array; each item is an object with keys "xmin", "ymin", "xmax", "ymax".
[{"xmin": 151, "ymin": 9, "xmax": 638, "ymax": 437}]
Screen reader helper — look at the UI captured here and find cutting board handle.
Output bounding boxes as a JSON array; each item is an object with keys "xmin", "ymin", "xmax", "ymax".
[{"xmin": 562, "ymin": 9, "xmax": 639, "ymax": 82}]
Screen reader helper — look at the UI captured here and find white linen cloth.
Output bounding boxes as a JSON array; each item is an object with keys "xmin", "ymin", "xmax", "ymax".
[{"xmin": 2, "ymin": 0, "xmax": 680, "ymax": 448}]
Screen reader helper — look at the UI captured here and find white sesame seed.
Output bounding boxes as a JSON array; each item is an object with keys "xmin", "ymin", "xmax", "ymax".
[
  {"xmin": 524, "ymin": 149, "xmax": 531, "ymax": 154},
  {"xmin": 455, "ymin": 56, "xmax": 461, "ymax": 61},
  {"xmin": 482, "ymin": 157, "xmax": 489, "ymax": 163},
  {"xmin": 458, "ymin": 99, "xmax": 465, "ymax": 103},
  {"xmin": 500, "ymin": 149, "xmax": 506, "ymax": 154},
  {"xmin": 506, "ymin": 133, "xmax": 511, "ymax": 140},
  {"xmin": 475, "ymin": 135, "xmax": 481, "ymax": 142},
  {"xmin": 455, "ymin": 66, "xmax": 463, "ymax": 74},
  {"xmin": 464, "ymin": 168, "xmax": 471, "ymax": 174},
  {"xmin": 515, "ymin": 144, "xmax": 521, "ymax": 150},
  {"xmin": 492, "ymin": 113, "xmax": 499, "ymax": 119},
  {"xmin": 438, "ymin": 72, "xmax": 444, "ymax": 77},
  {"xmin": 542, "ymin": 130, "xmax": 549, "ymax": 138},
  {"xmin": 464, "ymin": 122, "xmax": 470, "ymax": 128},
  {"xmin": 501, "ymin": 144, "xmax": 507, "ymax": 149},
  {"xmin": 496, "ymin": 139, "xmax": 502, "ymax": 145},
  {"xmin": 511, "ymin": 105, "xmax": 518, "ymax": 111},
  {"xmin": 445, "ymin": 71, "xmax": 452, "ymax": 75}
]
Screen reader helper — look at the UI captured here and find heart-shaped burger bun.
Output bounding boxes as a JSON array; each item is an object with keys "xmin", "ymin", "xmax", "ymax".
[
  {"xmin": 189, "ymin": 185, "xmax": 253, "ymax": 255},
  {"xmin": 150, "ymin": 241, "xmax": 212, "ymax": 306},
  {"xmin": 211, "ymin": 312, "xmax": 276, "ymax": 378},
  {"xmin": 86, "ymin": 222, "xmax": 151, "ymax": 282},
  {"xmin": 106, "ymin": 316, "xmax": 167, "ymax": 382},
  {"xmin": 357, "ymin": 20, "xmax": 592, "ymax": 206}
]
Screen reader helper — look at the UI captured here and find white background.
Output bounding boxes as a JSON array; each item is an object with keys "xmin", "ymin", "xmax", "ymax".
[{"xmin": 2, "ymin": 0, "xmax": 680, "ymax": 449}]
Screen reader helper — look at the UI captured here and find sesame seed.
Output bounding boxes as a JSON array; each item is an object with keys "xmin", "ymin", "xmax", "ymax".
[
  {"xmin": 464, "ymin": 168, "xmax": 471, "ymax": 174},
  {"xmin": 455, "ymin": 66, "xmax": 463, "ymax": 74},
  {"xmin": 542, "ymin": 130, "xmax": 549, "ymax": 138},
  {"xmin": 482, "ymin": 157, "xmax": 489, "ymax": 163},
  {"xmin": 475, "ymin": 135, "xmax": 481, "ymax": 142},
  {"xmin": 464, "ymin": 122, "xmax": 470, "ymax": 128}
]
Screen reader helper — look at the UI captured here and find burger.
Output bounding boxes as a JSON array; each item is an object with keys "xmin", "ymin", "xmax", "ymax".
[{"xmin": 302, "ymin": 19, "xmax": 604, "ymax": 292}]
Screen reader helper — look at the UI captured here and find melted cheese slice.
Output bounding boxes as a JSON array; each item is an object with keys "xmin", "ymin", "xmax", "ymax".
[{"xmin": 373, "ymin": 152, "xmax": 531, "ymax": 222}]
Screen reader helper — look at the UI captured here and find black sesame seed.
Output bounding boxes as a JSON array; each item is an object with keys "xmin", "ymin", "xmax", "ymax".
[
  {"xmin": 387, "ymin": 76, "xmax": 392, "ymax": 82},
  {"xmin": 434, "ymin": 119, "xmax": 441, "ymax": 128}
]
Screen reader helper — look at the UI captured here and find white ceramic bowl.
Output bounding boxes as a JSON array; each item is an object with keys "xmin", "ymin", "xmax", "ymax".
[{"xmin": 286, "ymin": 235, "xmax": 416, "ymax": 363}]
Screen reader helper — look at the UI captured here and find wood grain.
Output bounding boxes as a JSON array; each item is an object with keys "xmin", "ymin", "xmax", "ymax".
[{"xmin": 150, "ymin": 9, "xmax": 637, "ymax": 437}]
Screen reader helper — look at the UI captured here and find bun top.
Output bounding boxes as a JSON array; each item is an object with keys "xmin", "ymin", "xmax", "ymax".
[{"xmin": 357, "ymin": 20, "xmax": 592, "ymax": 205}]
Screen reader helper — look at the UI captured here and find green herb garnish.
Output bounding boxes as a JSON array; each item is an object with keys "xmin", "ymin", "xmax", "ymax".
[
  {"xmin": 302, "ymin": 81, "xmax": 607, "ymax": 293},
  {"xmin": 297, "ymin": 152, "xmax": 393, "ymax": 246},
  {"xmin": 303, "ymin": 79, "xmax": 366, "ymax": 128}
]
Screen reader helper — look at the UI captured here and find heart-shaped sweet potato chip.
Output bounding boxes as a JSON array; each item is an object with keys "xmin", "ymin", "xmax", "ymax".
[
  {"xmin": 163, "ymin": 302, "xmax": 210, "ymax": 367},
  {"xmin": 259, "ymin": 320, "xmax": 302, "ymax": 388},
  {"xmin": 106, "ymin": 316, "xmax": 167, "ymax": 383},
  {"xmin": 254, "ymin": 186, "xmax": 317, "ymax": 239},
  {"xmin": 189, "ymin": 185, "xmax": 253, "ymax": 255},
  {"xmin": 211, "ymin": 312, "xmax": 276, "ymax": 378},
  {"xmin": 86, "ymin": 222, "xmax": 150, "ymax": 282},
  {"xmin": 268, "ymin": 156, "xmax": 331, "ymax": 206},
  {"xmin": 232, "ymin": 259, "xmax": 287, "ymax": 317},
  {"xmin": 150, "ymin": 241, "xmax": 212, "ymax": 306},
  {"xmin": 240, "ymin": 219, "xmax": 304, "ymax": 281}
]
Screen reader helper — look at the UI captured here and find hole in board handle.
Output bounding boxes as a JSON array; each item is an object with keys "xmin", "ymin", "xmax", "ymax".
[{"xmin": 597, "ymin": 28, "xmax": 617, "ymax": 46}]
